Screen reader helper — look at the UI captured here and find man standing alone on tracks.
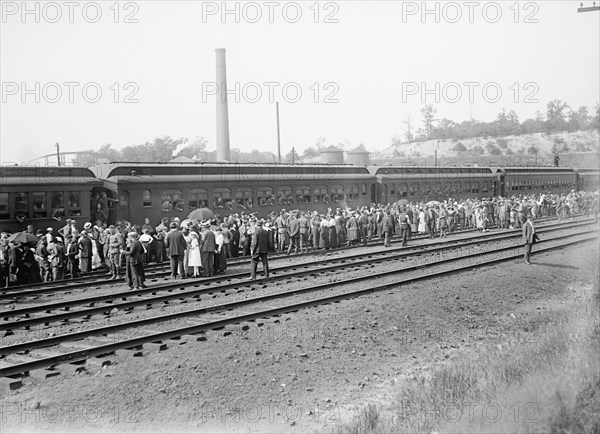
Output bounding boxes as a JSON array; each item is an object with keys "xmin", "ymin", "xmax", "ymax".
[
  {"xmin": 522, "ymin": 213, "xmax": 537, "ymax": 265},
  {"xmin": 249, "ymin": 220, "xmax": 270, "ymax": 280}
]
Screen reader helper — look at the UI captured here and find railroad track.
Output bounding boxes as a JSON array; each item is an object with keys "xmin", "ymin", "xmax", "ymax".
[
  {"xmin": 0, "ymin": 220, "xmax": 596, "ymax": 384},
  {"xmin": 2, "ymin": 214, "xmax": 575, "ymax": 296},
  {"xmin": 1, "ymin": 219, "xmax": 595, "ymax": 329},
  {"xmin": 2, "ymin": 216, "xmax": 594, "ymax": 305}
]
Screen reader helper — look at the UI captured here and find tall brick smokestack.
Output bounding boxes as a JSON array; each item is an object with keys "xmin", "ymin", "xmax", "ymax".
[{"xmin": 215, "ymin": 48, "xmax": 231, "ymax": 162}]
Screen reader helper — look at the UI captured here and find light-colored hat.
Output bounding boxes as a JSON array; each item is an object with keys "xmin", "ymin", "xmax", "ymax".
[{"xmin": 84, "ymin": 222, "xmax": 92, "ymax": 229}]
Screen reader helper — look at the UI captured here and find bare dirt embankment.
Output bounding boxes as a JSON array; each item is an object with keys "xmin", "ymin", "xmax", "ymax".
[{"xmin": 1, "ymin": 238, "xmax": 598, "ymax": 434}]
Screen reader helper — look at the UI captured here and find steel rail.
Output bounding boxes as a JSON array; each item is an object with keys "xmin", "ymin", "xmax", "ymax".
[
  {"xmin": 2, "ymin": 217, "xmax": 593, "ymax": 305},
  {"xmin": 2, "ymin": 222, "xmax": 595, "ymax": 329},
  {"xmin": 2, "ymin": 214, "xmax": 575, "ymax": 295},
  {"xmin": 0, "ymin": 231, "xmax": 595, "ymax": 372}
]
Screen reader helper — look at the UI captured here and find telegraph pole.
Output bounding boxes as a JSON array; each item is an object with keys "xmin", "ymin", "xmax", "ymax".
[
  {"xmin": 276, "ymin": 102, "xmax": 281, "ymax": 164},
  {"xmin": 55, "ymin": 143, "xmax": 61, "ymax": 166}
]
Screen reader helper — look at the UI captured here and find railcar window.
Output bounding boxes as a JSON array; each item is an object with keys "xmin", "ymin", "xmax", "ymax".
[
  {"xmin": 142, "ymin": 190, "xmax": 152, "ymax": 208},
  {"xmin": 314, "ymin": 186, "xmax": 328, "ymax": 203},
  {"xmin": 277, "ymin": 187, "xmax": 294, "ymax": 206},
  {"xmin": 188, "ymin": 188, "xmax": 208, "ymax": 210},
  {"xmin": 258, "ymin": 187, "xmax": 274, "ymax": 206},
  {"xmin": 422, "ymin": 182, "xmax": 431, "ymax": 196},
  {"xmin": 472, "ymin": 182, "xmax": 480, "ymax": 194},
  {"xmin": 345, "ymin": 185, "xmax": 359, "ymax": 202},
  {"xmin": 361, "ymin": 184, "xmax": 367, "ymax": 196},
  {"xmin": 213, "ymin": 188, "xmax": 232, "ymax": 209},
  {"xmin": 443, "ymin": 183, "xmax": 451, "ymax": 196},
  {"xmin": 399, "ymin": 183, "xmax": 408, "ymax": 198},
  {"xmin": 32, "ymin": 192, "xmax": 47, "ymax": 218},
  {"xmin": 0, "ymin": 193, "xmax": 8, "ymax": 220},
  {"xmin": 236, "ymin": 188, "xmax": 254, "ymax": 209},
  {"xmin": 161, "ymin": 189, "xmax": 184, "ymax": 212},
  {"xmin": 390, "ymin": 183, "xmax": 396, "ymax": 196},
  {"xmin": 409, "ymin": 183, "xmax": 419, "ymax": 198},
  {"xmin": 433, "ymin": 183, "xmax": 441, "ymax": 197},
  {"xmin": 296, "ymin": 186, "xmax": 311, "ymax": 204},
  {"xmin": 51, "ymin": 192, "xmax": 65, "ymax": 220},
  {"xmin": 330, "ymin": 186, "xmax": 343, "ymax": 203},
  {"xmin": 482, "ymin": 182, "xmax": 489, "ymax": 194},
  {"xmin": 453, "ymin": 182, "xmax": 461, "ymax": 195},
  {"xmin": 14, "ymin": 192, "xmax": 28, "ymax": 218},
  {"xmin": 67, "ymin": 192, "xmax": 81, "ymax": 216},
  {"xmin": 119, "ymin": 190, "xmax": 129, "ymax": 206},
  {"xmin": 464, "ymin": 182, "xmax": 471, "ymax": 193}
]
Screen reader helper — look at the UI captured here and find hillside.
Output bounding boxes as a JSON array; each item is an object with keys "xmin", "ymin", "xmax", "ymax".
[{"xmin": 373, "ymin": 130, "xmax": 600, "ymax": 168}]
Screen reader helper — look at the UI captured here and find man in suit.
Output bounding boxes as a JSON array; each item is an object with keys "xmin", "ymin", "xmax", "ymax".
[
  {"xmin": 522, "ymin": 213, "xmax": 536, "ymax": 265},
  {"xmin": 425, "ymin": 207, "xmax": 437, "ymax": 239},
  {"xmin": 123, "ymin": 232, "xmax": 146, "ymax": 289},
  {"xmin": 164, "ymin": 222, "xmax": 187, "ymax": 279},
  {"xmin": 287, "ymin": 212, "xmax": 300, "ymax": 255},
  {"xmin": 200, "ymin": 222, "xmax": 216, "ymax": 277},
  {"xmin": 249, "ymin": 220, "xmax": 270, "ymax": 280}
]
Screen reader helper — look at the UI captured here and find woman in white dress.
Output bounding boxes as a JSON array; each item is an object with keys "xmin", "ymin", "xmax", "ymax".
[
  {"xmin": 188, "ymin": 232, "xmax": 202, "ymax": 277},
  {"xmin": 418, "ymin": 209, "xmax": 427, "ymax": 233}
]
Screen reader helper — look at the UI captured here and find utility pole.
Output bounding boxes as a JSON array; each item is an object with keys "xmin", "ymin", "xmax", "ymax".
[
  {"xmin": 276, "ymin": 102, "xmax": 281, "ymax": 164},
  {"xmin": 55, "ymin": 142, "xmax": 61, "ymax": 166},
  {"xmin": 292, "ymin": 146, "xmax": 295, "ymax": 164}
]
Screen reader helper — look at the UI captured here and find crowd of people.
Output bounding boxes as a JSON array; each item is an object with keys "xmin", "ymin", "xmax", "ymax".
[{"xmin": 1, "ymin": 190, "xmax": 597, "ymax": 287}]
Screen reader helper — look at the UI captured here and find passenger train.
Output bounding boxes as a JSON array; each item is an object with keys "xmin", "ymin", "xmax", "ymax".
[{"xmin": 1, "ymin": 162, "xmax": 598, "ymax": 232}]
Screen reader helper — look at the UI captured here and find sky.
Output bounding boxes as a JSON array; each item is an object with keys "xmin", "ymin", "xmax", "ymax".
[{"xmin": 1, "ymin": 0, "xmax": 599, "ymax": 163}]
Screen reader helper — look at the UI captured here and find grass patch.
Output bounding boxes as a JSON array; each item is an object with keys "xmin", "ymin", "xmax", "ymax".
[{"xmin": 335, "ymin": 279, "xmax": 600, "ymax": 434}]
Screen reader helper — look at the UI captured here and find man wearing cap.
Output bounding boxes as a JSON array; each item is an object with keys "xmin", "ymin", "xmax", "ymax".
[
  {"xmin": 47, "ymin": 237, "xmax": 65, "ymax": 281},
  {"xmin": 165, "ymin": 222, "xmax": 187, "ymax": 279},
  {"xmin": 249, "ymin": 220, "xmax": 269, "ymax": 280},
  {"xmin": 108, "ymin": 226, "xmax": 124, "ymax": 279},
  {"xmin": 522, "ymin": 213, "xmax": 537, "ymax": 265}
]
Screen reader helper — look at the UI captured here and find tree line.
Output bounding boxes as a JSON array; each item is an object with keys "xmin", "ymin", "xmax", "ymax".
[
  {"xmin": 74, "ymin": 100, "xmax": 599, "ymax": 166},
  {"xmin": 399, "ymin": 100, "xmax": 600, "ymax": 144}
]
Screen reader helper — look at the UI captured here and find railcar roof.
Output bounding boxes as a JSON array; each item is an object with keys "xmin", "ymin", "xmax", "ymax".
[
  {"xmin": 0, "ymin": 165, "xmax": 98, "ymax": 181},
  {"xmin": 501, "ymin": 167, "xmax": 577, "ymax": 174},
  {"xmin": 370, "ymin": 166, "xmax": 495, "ymax": 175},
  {"xmin": 103, "ymin": 163, "xmax": 370, "ymax": 178}
]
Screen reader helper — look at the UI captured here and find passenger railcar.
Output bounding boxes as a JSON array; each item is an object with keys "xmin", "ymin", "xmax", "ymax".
[
  {"xmin": 576, "ymin": 168, "xmax": 600, "ymax": 192},
  {"xmin": 370, "ymin": 165, "xmax": 498, "ymax": 203},
  {"xmin": 496, "ymin": 167, "xmax": 578, "ymax": 196},
  {"xmin": 0, "ymin": 165, "xmax": 105, "ymax": 233},
  {"xmin": 98, "ymin": 163, "xmax": 376, "ymax": 224}
]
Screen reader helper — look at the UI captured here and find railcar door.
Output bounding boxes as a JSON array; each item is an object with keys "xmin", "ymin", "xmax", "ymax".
[{"xmin": 119, "ymin": 190, "xmax": 130, "ymax": 222}]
